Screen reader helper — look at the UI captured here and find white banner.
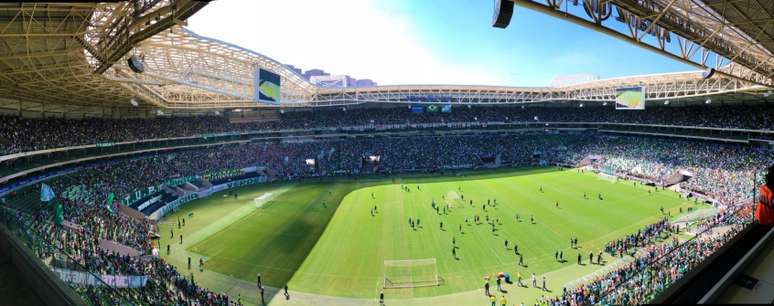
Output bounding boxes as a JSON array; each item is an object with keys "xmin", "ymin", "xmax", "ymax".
[{"xmin": 53, "ymin": 268, "xmax": 148, "ymax": 288}]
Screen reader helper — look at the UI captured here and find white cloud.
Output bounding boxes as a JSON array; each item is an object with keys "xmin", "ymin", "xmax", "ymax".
[{"xmin": 187, "ymin": 0, "xmax": 506, "ymax": 85}]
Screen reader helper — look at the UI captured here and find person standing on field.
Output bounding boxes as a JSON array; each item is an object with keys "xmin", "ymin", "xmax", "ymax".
[
  {"xmin": 484, "ymin": 280, "xmax": 491, "ymax": 296},
  {"xmin": 284, "ymin": 284, "xmax": 290, "ymax": 300}
]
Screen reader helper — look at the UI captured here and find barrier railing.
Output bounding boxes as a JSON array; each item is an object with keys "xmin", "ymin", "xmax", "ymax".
[
  {"xmin": 0, "ymin": 205, "xmax": 146, "ymax": 305},
  {"xmin": 550, "ymin": 202, "xmax": 754, "ymax": 305}
]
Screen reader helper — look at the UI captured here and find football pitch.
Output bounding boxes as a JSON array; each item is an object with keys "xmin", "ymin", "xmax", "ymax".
[{"xmin": 158, "ymin": 167, "xmax": 704, "ymax": 305}]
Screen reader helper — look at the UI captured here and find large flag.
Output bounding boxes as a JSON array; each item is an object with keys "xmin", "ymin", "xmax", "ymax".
[
  {"xmin": 106, "ymin": 193, "xmax": 116, "ymax": 214},
  {"xmin": 54, "ymin": 202, "xmax": 64, "ymax": 225},
  {"xmin": 40, "ymin": 183, "xmax": 55, "ymax": 202}
]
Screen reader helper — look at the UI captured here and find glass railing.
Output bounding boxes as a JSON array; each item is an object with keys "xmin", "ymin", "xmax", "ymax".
[
  {"xmin": 0, "ymin": 205, "xmax": 146, "ymax": 305},
  {"xmin": 550, "ymin": 202, "xmax": 754, "ymax": 305}
]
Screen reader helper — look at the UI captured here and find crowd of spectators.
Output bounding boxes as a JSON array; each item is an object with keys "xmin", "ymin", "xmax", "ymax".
[
  {"xmin": 545, "ymin": 205, "xmax": 752, "ymax": 306},
  {"xmin": 567, "ymin": 136, "xmax": 770, "ymax": 205},
  {"xmin": 2, "ymin": 186, "xmax": 234, "ymax": 305},
  {"xmin": 603, "ymin": 218, "xmax": 673, "ymax": 258},
  {"xmin": 1, "ymin": 103, "xmax": 772, "ymax": 155},
  {"xmin": 0, "ymin": 130, "xmax": 770, "ymax": 305}
]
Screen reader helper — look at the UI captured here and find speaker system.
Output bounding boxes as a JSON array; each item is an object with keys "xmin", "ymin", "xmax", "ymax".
[
  {"xmin": 702, "ymin": 68, "xmax": 715, "ymax": 79},
  {"xmin": 128, "ymin": 55, "xmax": 145, "ymax": 73},
  {"xmin": 492, "ymin": 0, "xmax": 514, "ymax": 28}
]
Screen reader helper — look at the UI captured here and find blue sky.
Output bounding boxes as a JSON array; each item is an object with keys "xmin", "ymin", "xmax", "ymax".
[{"xmin": 188, "ymin": 0, "xmax": 695, "ymax": 86}]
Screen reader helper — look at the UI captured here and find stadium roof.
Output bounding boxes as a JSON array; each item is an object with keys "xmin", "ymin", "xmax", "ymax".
[
  {"xmin": 701, "ymin": 0, "xmax": 774, "ymax": 56},
  {"xmin": 513, "ymin": 0, "xmax": 774, "ymax": 86},
  {"xmin": 0, "ymin": 1, "xmax": 770, "ymax": 115},
  {"xmin": 0, "ymin": 1, "xmax": 207, "ymax": 113}
]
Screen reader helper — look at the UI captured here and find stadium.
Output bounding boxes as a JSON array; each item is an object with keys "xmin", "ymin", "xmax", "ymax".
[{"xmin": 0, "ymin": 1, "xmax": 773, "ymax": 306}]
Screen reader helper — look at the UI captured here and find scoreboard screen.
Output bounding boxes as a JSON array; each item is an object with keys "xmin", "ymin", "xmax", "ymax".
[
  {"xmin": 255, "ymin": 68, "xmax": 281, "ymax": 104},
  {"xmin": 615, "ymin": 87, "xmax": 645, "ymax": 110}
]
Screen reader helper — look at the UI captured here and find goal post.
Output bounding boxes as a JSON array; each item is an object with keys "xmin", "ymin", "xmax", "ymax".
[{"xmin": 383, "ymin": 258, "xmax": 439, "ymax": 289}]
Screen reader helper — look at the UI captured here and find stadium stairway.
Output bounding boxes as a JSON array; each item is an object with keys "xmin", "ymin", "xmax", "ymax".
[
  {"xmin": 140, "ymin": 190, "xmax": 179, "ymax": 216},
  {"xmin": 128, "ymin": 192, "xmax": 162, "ymax": 211},
  {"xmin": 195, "ymin": 179, "xmax": 213, "ymax": 189},
  {"xmin": 140, "ymin": 198, "xmax": 169, "ymax": 215},
  {"xmin": 191, "ymin": 179, "xmax": 210, "ymax": 190},
  {"xmin": 163, "ymin": 185, "xmax": 184, "ymax": 197},
  {"xmin": 664, "ymin": 171, "xmax": 689, "ymax": 187},
  {"xmin": 577, "ymin": 156, "xmax": 594, "ymax": 167},
  {"xmin": 182, "ymin": 182, "xmax": 199, "ymax": 192}
]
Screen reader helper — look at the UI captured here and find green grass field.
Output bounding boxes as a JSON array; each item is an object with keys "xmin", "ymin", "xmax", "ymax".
[{"xmin": 158, "ymin": 167, "xmax": 706, "ymax": 305}]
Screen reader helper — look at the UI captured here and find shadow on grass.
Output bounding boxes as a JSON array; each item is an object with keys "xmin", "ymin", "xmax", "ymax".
[
  {"xmin": 182, "ymin": 167, "xmax": 567, "ymax": 303},
  {"xmin": 190, "ymin": 181, "xmax": 375, "ymax": 305}
]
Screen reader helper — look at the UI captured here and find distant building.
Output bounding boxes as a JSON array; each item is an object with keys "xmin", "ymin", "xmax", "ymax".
[
  {"xmin": 310, "ymin": 75, "xmax": 350, "ymax": 88},
  {"xmin": 355, "ymin": 79, "xmax": 377, "ymax": 87},
  {"xmin": 285, "ymin": 64, "xmax": 303, "ymax": 76},
  {"xmin": 292, "ymin": 66, "xmax": 377, "ymax": 87},
  {"xmin": 304, "ymin": 69, "xmax": 329, "ymax": 80}
]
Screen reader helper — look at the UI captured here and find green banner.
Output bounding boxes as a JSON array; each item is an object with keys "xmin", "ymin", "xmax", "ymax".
[
  {"xmin": 106, "ymin": 193, "xmax": 115, "ymax": 214},
  {"xmin": 54, "ymin": 203, "xmax": 64, "ymax": 225}
]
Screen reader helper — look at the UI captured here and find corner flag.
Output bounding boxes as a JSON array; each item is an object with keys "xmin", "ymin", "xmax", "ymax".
[{"xmin": 40, "ymin": 183, "xmax": 55, "ymax": 202}]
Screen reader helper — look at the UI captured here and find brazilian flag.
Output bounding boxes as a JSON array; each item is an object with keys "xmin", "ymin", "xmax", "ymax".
[{"xmin": 426, "ymin": 104, "xmax": 439, "ymax": 113}]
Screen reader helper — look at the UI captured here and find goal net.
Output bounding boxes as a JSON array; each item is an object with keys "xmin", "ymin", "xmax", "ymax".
[{"xmin": 383, "ymin": 258, "xmax": 439, "ymax": 289}]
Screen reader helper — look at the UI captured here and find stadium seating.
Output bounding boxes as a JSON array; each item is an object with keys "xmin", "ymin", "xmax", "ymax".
[
  {"xmin": 1, "ymin": 104, "xmax": 772, "ymax": 156},
  {"xmin": 0, "ymin": 106, "xmax": 771, "ymax": 305}
]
